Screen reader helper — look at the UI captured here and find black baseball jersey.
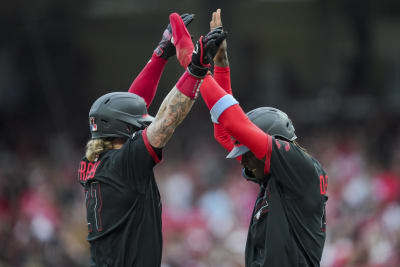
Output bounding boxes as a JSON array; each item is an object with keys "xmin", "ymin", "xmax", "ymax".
[
  {"xmin": 245, "ymin": 137, "xmax": 327, "ymax": 267},
  {"xmin": 78, "ymin": 129, "xmax": 163, "ymax": 267}
]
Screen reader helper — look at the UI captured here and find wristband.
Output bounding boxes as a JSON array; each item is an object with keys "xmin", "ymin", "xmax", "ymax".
[{"xmin": 176, "ymin": 71, "xmax": 203, "ymax": 99}]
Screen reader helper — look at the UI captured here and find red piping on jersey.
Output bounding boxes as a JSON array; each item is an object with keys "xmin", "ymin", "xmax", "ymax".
[
  {"xmin": 142, "ymin": 128, "xmax": 161, "ymax": 164},
  {"xmin": 264, "ymin": 136, "xmax": 272, "ymax": 174},
  {"xmin": 97, "ymin": 183, "xmax": 103, "ymax": 231}
]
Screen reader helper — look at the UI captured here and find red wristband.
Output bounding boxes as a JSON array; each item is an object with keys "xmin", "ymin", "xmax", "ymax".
[{"xmin": 176, "ymin": 71, "xmax": 203, "ymax": 99}]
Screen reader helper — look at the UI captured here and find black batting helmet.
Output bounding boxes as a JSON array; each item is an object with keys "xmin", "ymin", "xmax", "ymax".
[
  {"xmin": 226, "ymin": 107, "xmax": 296, "ymax": 158},
  {"xmin": 88, "ymin": 92, "xmax": 154, "ymax": 139}
]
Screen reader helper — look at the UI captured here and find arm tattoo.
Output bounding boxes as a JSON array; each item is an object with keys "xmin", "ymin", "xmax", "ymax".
[{"xmin": 146, "ymin": 86, "xmax": 195, "ymax": 148}]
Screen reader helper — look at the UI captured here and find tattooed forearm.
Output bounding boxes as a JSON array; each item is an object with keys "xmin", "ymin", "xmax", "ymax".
[{"xmin": 146, "ymin": 86, "xmax": 195, "ymax": 148}]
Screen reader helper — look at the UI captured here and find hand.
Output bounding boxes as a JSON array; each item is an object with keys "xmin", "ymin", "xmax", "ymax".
[
  {"xmin": 188, "ymin": 28, "xmax": 227, "ymax": 78},
  {"xmin": 210, "ymin": 9, "xmax": 228, "ymax": 67},
  {"xmin": 170, "ymin": 13, "xmax": 194, "ymax": 68},
  {"xmin": 154, "ymin": 13, "xmax": 194, "ymax": 60}
]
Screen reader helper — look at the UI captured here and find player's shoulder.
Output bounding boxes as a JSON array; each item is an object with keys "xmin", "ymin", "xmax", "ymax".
[
  {"xmin": 107, "ymin": 130, "xmax": 151, "ymax": 167},
  {"xmin": 272, "ymin": 138, "xmax": 309, "ymax": 160},
  {"xmin": 272, "ymin": 138, "xmax": 322, "ymax": 172},
  {"xmin": 309, "ymin": 156, "xmax": 327, "ymax": 176}
]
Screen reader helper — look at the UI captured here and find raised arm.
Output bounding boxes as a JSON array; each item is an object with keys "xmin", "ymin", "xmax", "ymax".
[
  {"xmin": 209, "ymin": 9, "xmax": 235, "ymax": 153},
  {"xmin": 200, "ymin": 75, "xmax": 270, "ymax": 161},
  {"xmin": 211, "ymin": 9, "xmax": 229, "ymax": 69},
  {"xmin": 128, "ymin": 14, "xmax": 194, "ymax": 108},
  {"xmin": 146, "ymin": 13, "xmax": 226, "ymax": 148}
]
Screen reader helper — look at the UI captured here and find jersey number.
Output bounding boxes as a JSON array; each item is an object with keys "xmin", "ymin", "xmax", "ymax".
[
  {"xmin": 86, "ymin": 182, "xmax": 103, "ymax": 232},
  {"xmin": 319, "ymin": 175, "xmax": 328, "ymax": 195}
]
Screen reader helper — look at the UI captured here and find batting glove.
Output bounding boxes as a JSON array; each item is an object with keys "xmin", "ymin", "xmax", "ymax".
[
  {"xmin": 188, "ymin": 27, "xmax": 227, "ymax": 78},
  {"xmin": 154, "ymin": 13, "xmax": 194, "ymax": 60}
]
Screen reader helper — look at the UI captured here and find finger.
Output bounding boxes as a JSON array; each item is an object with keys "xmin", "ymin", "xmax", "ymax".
[
  {"xmin": 183, "ymin": 14, "xmax": 195, "ymax": 26},
  {"xmin": 203, "ymin": 31, "xmax": 221, "ymax": 43},
  {"xmin": 206, "ymin": 32, "xmax": 225, "ymax": 47},
  {"xmin": 210, "ymin": 12, "xmax": 216, "ymax": 30},
  {"xmin": 216, "ymin": 9, "xmax": 222, "ymax": 26},
  {"xmin": 207, "ymin": 32, "xmax": 226, "ymax": 48},
  {"xmin": 205, "ymin": 39, "xmax": 216, "ymax": 49}
]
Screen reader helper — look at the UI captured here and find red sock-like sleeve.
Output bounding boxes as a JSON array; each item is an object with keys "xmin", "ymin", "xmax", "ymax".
[
  {"xmin": 213, "ymin": 66, "xmax": 234, "ymax": 152},
  {"xmin": 200, "ymin": 75, "xmax": 270, "ymax": 160},
  {"xmin": 200, "ymin": 75, "xmax": 227, "ymax": 110},
  {"xmin": 128, "ymin": 53, "xmax": 167, "ymax": 108},
  {"xmin": 213, "ymin": 66, "xmax": 232, "ymax": 95},
  {"xmin": 218, "ymin": 105, "xmax": 270, "ymax": 160},
  {"xmin": 214, "ymin": 124, "xmax": 234, "ymax": 152}
]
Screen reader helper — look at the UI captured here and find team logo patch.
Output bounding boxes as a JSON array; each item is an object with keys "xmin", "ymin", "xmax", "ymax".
[{"xmin": 90, "ymin": 117, "xmax": 98, "ymax": 132}]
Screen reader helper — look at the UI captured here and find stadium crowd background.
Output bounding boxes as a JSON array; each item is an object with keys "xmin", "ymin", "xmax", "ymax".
[{"xmin": 1, "ymin": 0, "xmax": 400, "ymax": 266}]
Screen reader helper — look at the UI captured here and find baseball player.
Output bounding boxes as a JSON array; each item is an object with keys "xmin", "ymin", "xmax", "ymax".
[
  {"xmin": 77, "ymin": 13, "xmax": 226, "ymax": 267},
  {"xmin": 195, "ymin": 10, "xmax": 328, "ymax": 267}
]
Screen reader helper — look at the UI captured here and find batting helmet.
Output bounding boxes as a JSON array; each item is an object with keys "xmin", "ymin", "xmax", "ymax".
[
  {"xmin": 88, "ymin": 92, "xmax": 154, "ymax": 139},
  {"xmin": 226, "ymin": 107, "xmax": 296, "ymax": 158}
]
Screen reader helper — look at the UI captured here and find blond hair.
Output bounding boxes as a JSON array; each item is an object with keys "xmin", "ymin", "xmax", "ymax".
[{"xmin": 85, "ymin": 139, "xmax": 113, "ymax": 162}]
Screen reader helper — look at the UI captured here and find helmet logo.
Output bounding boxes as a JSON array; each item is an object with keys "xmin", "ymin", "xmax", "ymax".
[{"xmin": 90, "ymin": 117, "xmax": 98, "ymax": 132}]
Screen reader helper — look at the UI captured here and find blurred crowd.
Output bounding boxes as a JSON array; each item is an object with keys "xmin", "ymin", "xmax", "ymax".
[{"xmin": 0, "ymin": 118, "xmax": 399, "ymax": 267}]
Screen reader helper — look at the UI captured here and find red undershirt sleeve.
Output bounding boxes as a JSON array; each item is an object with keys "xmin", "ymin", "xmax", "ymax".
[
  {"xmin": 214, "ymin": 66, "xmax": 232, "ymax": 95},
  {"xmin": 213, "ymin": 66, "xmax": 234, "ymax": 152},
  {"xmin": 128, "ymin": 53, "xmax": 167, "ymax": 109},
  {"xmin": 200, "ymin": 75, "xmax": 271, "ymax": 161}
]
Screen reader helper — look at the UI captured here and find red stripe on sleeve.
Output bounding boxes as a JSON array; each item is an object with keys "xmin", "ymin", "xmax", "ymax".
[
  {"xmin": 128, "ymin": 53, "xmax": 167, "ymax": 108},
  {"xmin": 142, "ymin": 128, "xmax": 161, "ymax": 164}
]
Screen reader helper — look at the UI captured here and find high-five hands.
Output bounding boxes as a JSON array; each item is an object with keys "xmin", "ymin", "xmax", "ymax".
[
  {"xmin": 154, "ymin": 13, "xmax": 194, "ymax": 60},
  {"xmin": 188, "ymin": 28, "xmax": 227, "ymax": 78}
]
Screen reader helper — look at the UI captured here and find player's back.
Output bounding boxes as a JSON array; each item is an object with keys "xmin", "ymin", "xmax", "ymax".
[{"xmin": 78, "ymin": 132, "xmax": 162, "ymax": 267}]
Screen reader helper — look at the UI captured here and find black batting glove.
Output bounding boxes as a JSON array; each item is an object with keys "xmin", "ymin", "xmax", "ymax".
[
  {"xmin": 188, "ymin": 27, "xmax": 227, "ymax": 78},
  {"xmin": 154, "ymin": 13, "xmax": 194, "ymax": 60}
]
